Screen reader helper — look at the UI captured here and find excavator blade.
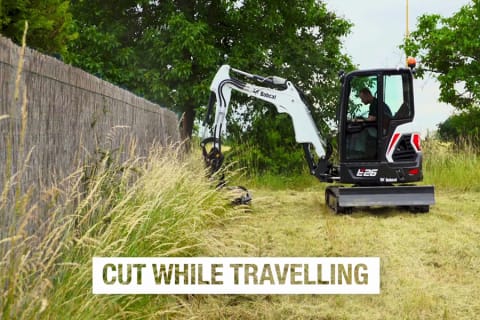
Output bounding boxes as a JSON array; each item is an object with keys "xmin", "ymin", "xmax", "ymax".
[{"xmin": 325, "ymin": 185, "xmax": 435, "ymax": 213}]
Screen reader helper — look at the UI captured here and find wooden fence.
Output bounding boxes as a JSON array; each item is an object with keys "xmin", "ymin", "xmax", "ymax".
[{"xmin": 0, "ymin": 35, "xmax": 180, "ymax": 229}]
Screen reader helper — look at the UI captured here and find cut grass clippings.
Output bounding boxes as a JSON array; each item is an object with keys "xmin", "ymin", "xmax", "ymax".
[
  {"xmin": 189, "ymin": 186, "xmax": 480, "ymax": 320},
  {"xmin": 182, "ymin": 140, "xmax": 480, "ymax": 319}
]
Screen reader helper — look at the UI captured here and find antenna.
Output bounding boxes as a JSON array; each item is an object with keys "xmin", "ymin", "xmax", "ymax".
[
  {"xmin": 406, "ymin": 0, "xmax": 410, "ymax": 40},
  {"xmin": 405, "ymin": 0, "xmax": 415, "ymax": 68}
]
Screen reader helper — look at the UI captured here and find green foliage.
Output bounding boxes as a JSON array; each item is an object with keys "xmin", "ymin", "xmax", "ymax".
[
  {"xmin": 66, "ymin": 0, "xmax": 352, "ymax": 174},
  {"xmin": 136, "ymin": 8, "xmax": 218, "ymax": 118},
  {"xmin": 227, "ymin": 108, "xmax": 307, "ymax": 175},
  {"xmin": 65, "ymin": 1, "xmax": 143, "ymax": 88},
  {"xmin": 66, "ymin": 1, "xmax": 352, "ymax": 147},
  {"xmin": 437, "ymin": 108, "xmax": 480, "ymax": 146},
  {"xmin": 0, "ymin": 0, "xmax": 77, "ymax": 55},
  {"xmin": 403, "ymin": 0, "xmax": 480, "ymax": 110},
  {"xmin": 66, "ymin": 0, "xmax": 222, "ymax": 138}
]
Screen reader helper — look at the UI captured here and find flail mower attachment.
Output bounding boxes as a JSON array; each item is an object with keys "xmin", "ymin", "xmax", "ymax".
[{"xmin": 200, "ymin": 137, "xmax": 251, "ymax": 205}]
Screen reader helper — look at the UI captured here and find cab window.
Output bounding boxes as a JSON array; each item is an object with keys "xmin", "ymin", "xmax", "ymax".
[{"xmin": 384, "ymin": 74, "xmax": 413, "ymax": 119}]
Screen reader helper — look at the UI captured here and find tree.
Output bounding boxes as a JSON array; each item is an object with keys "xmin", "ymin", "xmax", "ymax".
[
  {"xmin": 0, "ymin": 0, "xmax": 77, "ymax": 55},
  {"xmin": 403, "ymin": 0, "xmax": 480, "ymax": 110},
  {"xmin": 66, "ymin": 1, "xmax": 143, "ymax": 90},
  {"xmin": 437, "ymin": 108, "xmax": 480, "ymax": 146},
  {"xmin": 67, "ymin": 0, "xmax": 352, "ymax": 145}
]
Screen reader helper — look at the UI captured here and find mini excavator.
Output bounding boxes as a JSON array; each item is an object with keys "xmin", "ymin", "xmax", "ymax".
[{"xmin": 201, "ymin": 62, "xmax": 435, "ymax": 213}]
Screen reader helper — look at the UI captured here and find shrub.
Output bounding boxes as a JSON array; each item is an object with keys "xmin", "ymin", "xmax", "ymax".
[{"xmin": 437, "ymin": 108, "xmax": 480, "ymax": 147}]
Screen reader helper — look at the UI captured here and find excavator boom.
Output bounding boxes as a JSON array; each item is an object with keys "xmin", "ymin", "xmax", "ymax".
[
  {"xmin": 206, "ymin": 65, "xmax": 327, "ymax": 158},
  {"xmin": 202, "ymin": 65, "xmax": 333, "ymax": 181}
]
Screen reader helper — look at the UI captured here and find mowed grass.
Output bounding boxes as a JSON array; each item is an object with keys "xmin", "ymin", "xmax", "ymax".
[
  {"xmin": 184, "ymin": 141, "xmax": 480, "ymax": 319},
  {"xmin": 189, "ymin": 186, "xmax": 480, "ymax": 319}
]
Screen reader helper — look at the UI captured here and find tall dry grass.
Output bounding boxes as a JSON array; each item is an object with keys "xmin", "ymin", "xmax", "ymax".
[
  {"xmin": 423, "ymin": 138, "xmax": 480, "ymax": 191},
  {"xmin": 1, "ymin": 143, "xmax": 241, "ymax": 319},
  {"xmin": 0, "ymin": 23, "xmax": 242, "ymax": 319}
]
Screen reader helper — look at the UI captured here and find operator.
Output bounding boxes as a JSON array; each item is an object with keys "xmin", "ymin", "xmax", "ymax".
[
  {"xmin": 347, "ymin": 87, "xmax": 392, "ymax": 160},
  {"xmin": 358, "ymin": 87, "xmax": 392, "ymax": 121}
]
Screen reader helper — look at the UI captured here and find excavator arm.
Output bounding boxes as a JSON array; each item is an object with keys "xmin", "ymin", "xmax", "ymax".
[{"xmin": 201, "ymin": 65, "xmax": 334, "ymax": 181}]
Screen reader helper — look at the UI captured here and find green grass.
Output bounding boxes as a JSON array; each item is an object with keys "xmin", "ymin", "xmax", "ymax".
[
  {"xmin": 241, "ymin": 173, "xmax": 319, "ymax": 191},
  {"xmin": 0, "ymin": 29, "xmax": 242, "ymax": 319},
  {"xmin": 423, "ymin": 139, "xmax": 480, "ymax": 191}
]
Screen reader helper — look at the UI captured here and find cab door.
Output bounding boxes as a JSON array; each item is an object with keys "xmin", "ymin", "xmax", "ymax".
[{"xmin": 339, "ymin": 69, "xmax": 415, "ymax": 164}]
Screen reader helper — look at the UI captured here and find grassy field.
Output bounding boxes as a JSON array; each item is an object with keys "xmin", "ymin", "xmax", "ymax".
[
  {"xmin": 184, "ymin": 142, "xmax": 480, "ymax": 319},
  {"xmin": 188, "ymin": 184, "xmax": 480, "ymax": 319},
  {"xmin": 1, "ymin": 141, "xmax": 480, "ymax": 319}
]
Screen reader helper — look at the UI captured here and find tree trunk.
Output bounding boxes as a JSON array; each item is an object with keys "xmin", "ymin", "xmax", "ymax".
[{"xmin": 181, "ymin": 106, "xmax": 195, "ymax": 150}]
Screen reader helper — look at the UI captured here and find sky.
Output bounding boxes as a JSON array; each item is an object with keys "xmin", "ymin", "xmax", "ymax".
[{"xmin": 324, "ymin": 0, "xmax": 472, "ymax": 135}]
